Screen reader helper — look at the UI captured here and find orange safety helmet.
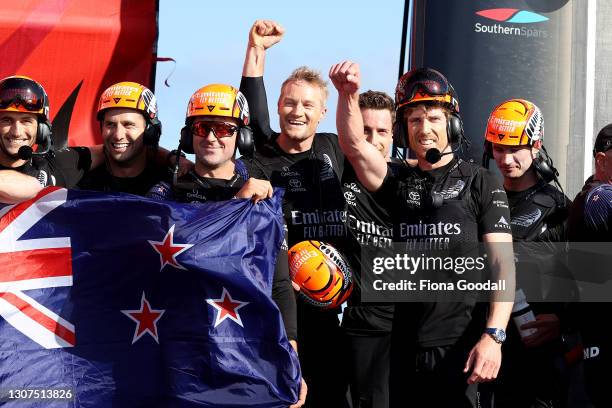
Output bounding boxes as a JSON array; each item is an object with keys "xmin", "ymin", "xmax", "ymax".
[
  {"xmin": 185, "ymin": 84, "xmax": 249, "ymax": 126},
  {"xmin": 485, "ymin": 99, "xmax": 543, "ymax": 147},
  {"xmin": 97, "ymin": 81, "xmax": 158, "ymax": 122}
]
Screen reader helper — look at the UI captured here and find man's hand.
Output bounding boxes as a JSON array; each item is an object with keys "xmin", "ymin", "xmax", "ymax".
[
  {"xmin": 521, "ymin": 313, "xmax": 561, "ymax": 348},
  {"xmin": 329, "ymin": 61, "xmax": 360, "ymax": 95},
  {"xmin": 176, "ymin": 155, "xmax": 194, "ymax": 177},
  {"xmin": 463, "ymin": 334, "xmax": 502, "ymax": 384},
  {"xmin": 234, "ymin": 178, "xmax": 273, "ymax": 203},
  {"xmin": 249, "ymin": 20, "xmax": 285, "ymax": 50},
  {"xmin": 289, "ymin": 378, "xmax": 307, "ymax": 408}
]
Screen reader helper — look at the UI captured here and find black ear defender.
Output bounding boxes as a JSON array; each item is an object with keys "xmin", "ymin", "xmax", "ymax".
[
  {"xmin": 533, "ymin": 145, "xmax": 559, "ymax": 184},
  {"xmin": 143, "ymin": 117, "xmax": 162, "ymax": 147},
  {"xmin": 447, "ymin": 113, "xmax": 464, "ymax": 144},
  {"xmin": 179, "ymin": 125, "xmax": 193, "ymax": 154},
  {"xmin": 237, "ymin": 126, "xmax": 254, "ymax": 157}
]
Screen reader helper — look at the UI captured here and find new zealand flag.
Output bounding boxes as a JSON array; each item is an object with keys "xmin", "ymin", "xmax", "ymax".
[{"xmin": 0, "ymin": 187, "xmax": 300, "ymax": 407}]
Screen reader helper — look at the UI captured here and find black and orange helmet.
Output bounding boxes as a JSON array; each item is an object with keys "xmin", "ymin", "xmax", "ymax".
[
  {"xmin": 0, "ymin": 76, "xmax": 50, "ymax": 121},
  {"xmin": 395, "ymin": 68, "xmax": 459, "ymax": 114},
  {"xmin": 485, "ymin": 99, "xmax": 543, "ymax": 146}
]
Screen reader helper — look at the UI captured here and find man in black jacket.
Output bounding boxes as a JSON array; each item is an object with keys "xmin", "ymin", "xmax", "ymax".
[
  {"xmin": 484, "ymin": 99, "xmax": 571, "ymax": 408},
  {"xmin": 240, "ymin": 20, "xmax": 349, "ymax": 408},
  {"xmin": 0, "ymin": 76, "xmax": 102, "ymax": 197},
  {"xmin": 147, "ymin": 83, "xmax": 305, "ymax": 408}
]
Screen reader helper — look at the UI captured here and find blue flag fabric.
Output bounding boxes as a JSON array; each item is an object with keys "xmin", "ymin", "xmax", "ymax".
[{"xmin": 0, "ymin": 187, "xmax": 300, "ymax": 407}]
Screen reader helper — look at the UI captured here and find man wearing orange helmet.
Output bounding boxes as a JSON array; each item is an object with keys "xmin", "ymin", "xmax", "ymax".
[
  {"xmin": 0, "ymin": 76, "xmax": 103, "ymax": 195},
  {"xmin": 483, "ymin": 99, "xmax": 571, "ymax": 408},
  {"xmin": 331, "ymin": 62, "xmax": 515, "ymax": 407},
  {"xmin": 78, "ymin": 82, "xmax": 170, "ymax": 196},
  {"xmin": 146, "ymin": 83, "xmax": 305, "ymax": 407}
]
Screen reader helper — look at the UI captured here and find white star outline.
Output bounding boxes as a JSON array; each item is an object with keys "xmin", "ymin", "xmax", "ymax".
[
  {"xmin": 121, "ymin": 292, "xmax": 166, "ymax": 344},
  {"xmin": 206, "ymin": 287, "xmax": 250, "ymax": 328},
  {"xmin": 148, "ymin": 224, "xmax": 193, "ymax": 271}
]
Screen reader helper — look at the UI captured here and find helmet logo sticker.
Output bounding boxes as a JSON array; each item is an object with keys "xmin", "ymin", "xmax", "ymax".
[
  {"xmin": 113, "ymin": 98, "xmax": 121, "ymax": 104},
  {"xmin": 235, "ymin": 91, "xmax": 250, "ymax": 126},
  {"xmin": 207, "ymin": 105, "xmax": 215, "ymax": 112},
  {"xmin": 141, "ymin": 89, "xmax": 157, "ymax": 118}
]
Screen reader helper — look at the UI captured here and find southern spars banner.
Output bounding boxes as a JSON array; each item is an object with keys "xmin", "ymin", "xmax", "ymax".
[
  {"xmin": 409, "ymin": 0, "xmax": 576, "ymax": 185},
  {"xmin": 0, "ymin": 0, "xmax": 158, "ymax": 148}
]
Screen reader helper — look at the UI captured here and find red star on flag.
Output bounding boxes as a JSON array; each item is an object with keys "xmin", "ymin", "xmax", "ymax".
[
  {"xmin": 148, "ymin": 224, "xmax": 193, "ymax": 271},
  {"xmin": 206, "ymin": 288, "xmax": 249, "ymax": 328},
  {"xmin": 121, "ymin": 292, "xmax": 165, "ymax": 344}
]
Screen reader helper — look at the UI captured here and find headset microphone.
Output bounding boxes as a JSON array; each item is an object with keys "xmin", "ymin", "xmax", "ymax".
[
  {"xmin": 18, "ymin": 146, "xmax": 33, "ymax": 160},
  {"xmin": 425, "ymin": 148, "xmax": 443, "ymax": 164},
  {"xmin": 17, "ymin": 143, "xmax": 51, "ymax": 160},
  {"xmin": 425, "ymin": 147, "xmax": 457, "ymax": 164}
]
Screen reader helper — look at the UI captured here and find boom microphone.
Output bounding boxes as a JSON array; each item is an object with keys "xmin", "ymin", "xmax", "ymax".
[
  {"xmin": 17, "ymin": 146, "xmax": 33, "ymax": 160},
  {"xmin": 425, "ymin": 148, "xmax": 448, "ymax": 164}
]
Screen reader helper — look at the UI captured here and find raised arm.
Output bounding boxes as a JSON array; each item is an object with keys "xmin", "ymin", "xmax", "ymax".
[
  {"xmin": 240, "ymin": 20, "xmax": 284, "ymax": 144},
  {"xmin": 242, "ymin": 20, "xmax": 284, "ymax": 78},
  {"xmin": 329, "ymin": 61, "xmax": 388, "ymax": 191}
]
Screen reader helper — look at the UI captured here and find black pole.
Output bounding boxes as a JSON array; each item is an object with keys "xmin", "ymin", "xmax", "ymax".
[
  {"xmin": 394, "ymin": 0, "xmax": 411, "ymax": 159},
  {"xmin": 398, "ymin": 0, "xmax": 410, "ymax": 79}
]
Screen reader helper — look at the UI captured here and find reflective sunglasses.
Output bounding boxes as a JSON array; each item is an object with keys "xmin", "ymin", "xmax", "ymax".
[{"xmin": 191, "ymin": 121, "xmax": 238, "ymax": 139}]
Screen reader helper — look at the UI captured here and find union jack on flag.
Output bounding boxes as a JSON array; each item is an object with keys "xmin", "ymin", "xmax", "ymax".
[{"xmin": 0, "ymin": 188, "xmax": 300, "ymax": 407}]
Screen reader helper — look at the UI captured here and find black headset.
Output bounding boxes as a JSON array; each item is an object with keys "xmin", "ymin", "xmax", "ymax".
[
  {"xmin": 36, "ymin": 119, "xmax": 52, "ymax": 150},
  {"xmin": 179, "ymin": 122, "xmax": 254, "ymax": 156}
]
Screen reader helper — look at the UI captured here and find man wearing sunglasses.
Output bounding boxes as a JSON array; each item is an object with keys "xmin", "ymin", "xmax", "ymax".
[
  {"xmin": 0, "ymin": 76, "xmax": 103, "ymax": 196},
  {"xmin": 147, "ymin": 83, "xmax": 305, "ymax": 408},
  {"xmin": 331, "ymin": 62, "xmax": 515, "ymax": 408},
  {"xmin": 568, "ymin": 124, "xmax": 612, "ymax": 408}
]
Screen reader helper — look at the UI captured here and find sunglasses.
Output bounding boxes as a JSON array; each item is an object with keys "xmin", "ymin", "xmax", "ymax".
[{"xmin": 191, "ymin": 122, "xmax": 238, "ymax": 139}]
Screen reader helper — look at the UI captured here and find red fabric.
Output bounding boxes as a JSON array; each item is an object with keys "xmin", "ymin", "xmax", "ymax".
[{"xmin": 0, "ymin": 0, "xmax": 158, "ymax": 146}]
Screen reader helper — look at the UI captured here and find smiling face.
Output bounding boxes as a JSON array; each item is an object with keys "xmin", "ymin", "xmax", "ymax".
[
  {"xmin": 362, "ymin": 108, "xmax": 393, "ymax": 158},
  {"xmin": 0, "ymin": 111, "xmax": 38, "ymax": 166},
  {"xmin": 192, "ymin": 115, "xmax": 239, "ymax": 176},
  {"xmin": 404, "ymin": 104, "xmax": 450, "ymax": 163},
  {"xmin": 101, "ymin": 108, "xmax": 147, "ymax": 165},
  {"xmin": 277, "ymin": 80, "xmax": 327, "ymax": 150}
]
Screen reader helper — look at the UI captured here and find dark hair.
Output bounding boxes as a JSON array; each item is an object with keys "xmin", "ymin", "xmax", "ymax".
[{"xmin": 359, "ymin": 90, "xmax": 395, "ymax": 121}]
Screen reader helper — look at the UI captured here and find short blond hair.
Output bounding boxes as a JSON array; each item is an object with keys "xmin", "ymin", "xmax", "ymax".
[{"xmin": 280, "ymin": 66, "xmax": 328, "ymax": 104}]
